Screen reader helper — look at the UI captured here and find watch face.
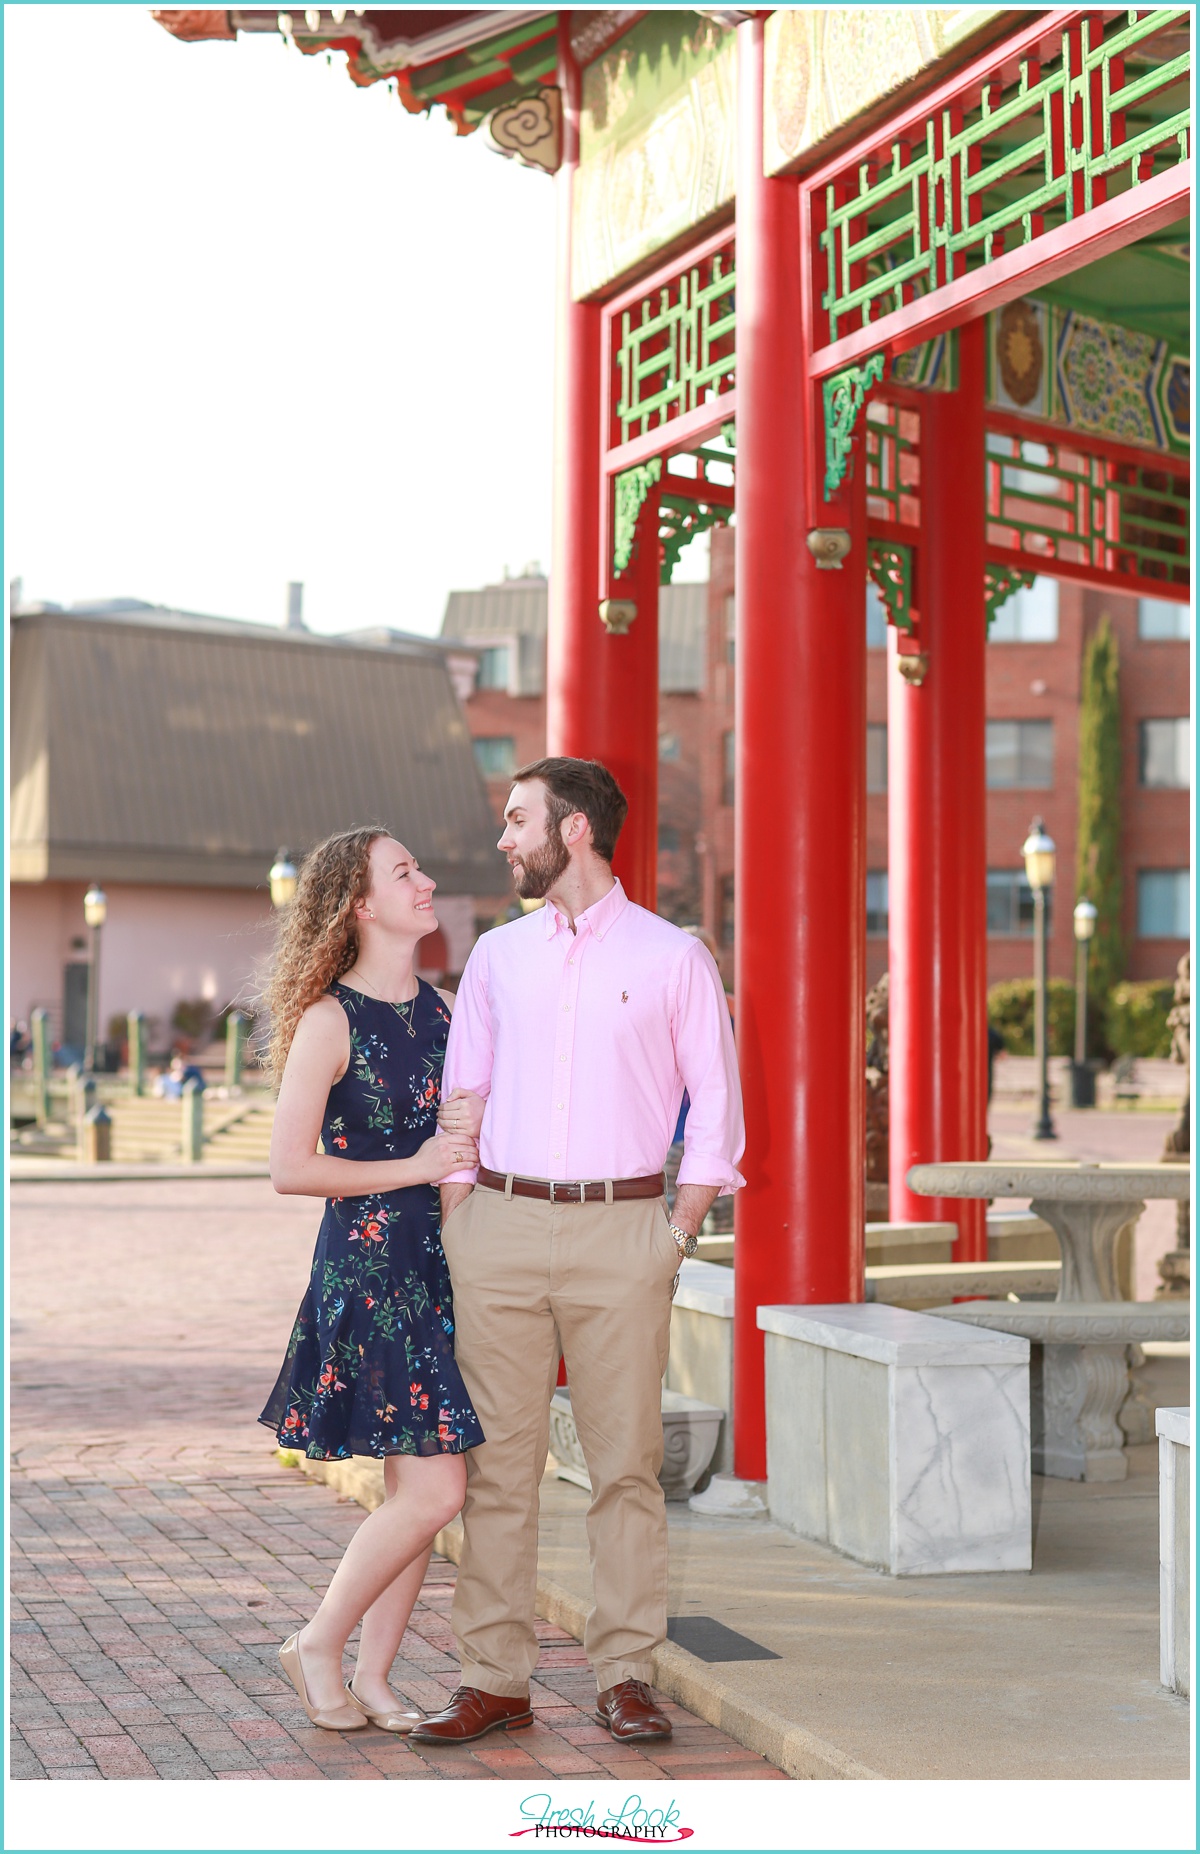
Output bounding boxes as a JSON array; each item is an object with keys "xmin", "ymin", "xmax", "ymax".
[{"xmin": 683, "ymin": 1234, "xmax": 698, "ymax": 1257}]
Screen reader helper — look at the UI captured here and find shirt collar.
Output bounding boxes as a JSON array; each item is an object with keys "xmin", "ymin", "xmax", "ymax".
[{"xmin": 545, "ymin": 878, "xmax": 628, "ymax": 942}]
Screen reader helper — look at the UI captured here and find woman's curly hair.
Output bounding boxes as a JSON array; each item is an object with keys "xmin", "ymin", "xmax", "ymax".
[{"xmin": 263, "ymin": 825, "xmax": 388, "ymax": 1087}]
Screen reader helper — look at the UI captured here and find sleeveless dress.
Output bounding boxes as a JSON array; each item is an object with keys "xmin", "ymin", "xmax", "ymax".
[{"xmin": 259, "ymin": 979, "xmax": 484, "ymax": 1460}]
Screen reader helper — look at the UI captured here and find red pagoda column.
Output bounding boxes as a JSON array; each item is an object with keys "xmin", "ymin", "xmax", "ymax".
[
  {"xmin": 733, "ymin": 17, "xmax": 866, "ymax": 1483},
  {"xmin": 887, "ymin": 319, "xmax": 989, "ymax": 1258},
  {"xmin": 546, "ymin": 21, "xmax": 656, "ymax": 907}
]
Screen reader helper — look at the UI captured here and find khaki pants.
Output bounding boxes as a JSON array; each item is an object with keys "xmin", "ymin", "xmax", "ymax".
[{"xmin": 439, "ymin": 1184, "xmax": 678, "ymax": 1696}]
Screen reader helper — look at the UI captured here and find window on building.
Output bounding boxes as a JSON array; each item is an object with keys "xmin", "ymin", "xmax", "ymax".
[
  {"xmin": 472, "ymin": 735, "xmax": 515, "ymax": 779},
  {"xmin": 988, "ymin": 576, "xmax": 1059, "ymax": 642},
  {"xmin": 987, "ymin": 869, "xmax": 1045, "ymax": 936},
  {"xmin": 1140, "ymin": 718, "xmax": 1191, "ymax": 788},
  {"xmin": 476, "ymin": 644, "xmax": 510, "ymax": 690},
  {"xmin": 866, "ymin": 871, "xmax": 889, "ymax": 935},
  {"xmin": 866, "ymin": 724, "xmax": 887, "ymax": 793},
  {"xmin": 985, "ymin": 720, "xmax": 1054, "ymax": 788},
  {"xmin": 866, "ymin": 581, "xmax": 888, "ymax": 649},
  {"xmin": 1138, "ymin": 598, "xmax": 1191, "ymax": 640},
  {"xmin": 658, "ymin": 731, "xmax": 681, "ymax": 763},
  {"xmin": 724, "ymin": 594, "xmax": 736, "ymax": 665},
  {"xmin": 723, "ymin": 730, "xmax": 735, "ymax": 807},
  {"xmin": 658, "ymin": 824, "xmax": 681, "ymax": 854},
  {"xmin": 720, "ymin": 875, "xmax": 735, "ymax": 947},
  {"xmin": 1137, "ymin": 870, "xmax": 1190, "ymax": 937}
]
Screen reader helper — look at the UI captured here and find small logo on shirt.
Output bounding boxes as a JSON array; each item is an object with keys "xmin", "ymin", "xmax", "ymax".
[{"xmin": 621, "ymin": 991, "xmax": 629, "ymax": 1003}]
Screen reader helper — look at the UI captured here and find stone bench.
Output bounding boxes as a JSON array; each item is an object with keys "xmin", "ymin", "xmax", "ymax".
[
  {"xmin": 756, "ymin": 1303, "xmax": 1031, "ymax": 1576},
  {"xmin": 666, "ymin": 1258, "xmax": 735, "ymax": 1474},
  {"xmin": 926, "ymin": 1301, "xmax": 1191, "ymax": 1482},
  {"xmin": 865, "ymin": 1258, "xmax": 1060, "ymax": 1305},
  {"xmin": 548, "ymin": 1386, "xmax": 722, "ymax": 1502},
  {"xmin": 1156, "ymin": 1407, "xmax": 1190, "ymax": 1697}
]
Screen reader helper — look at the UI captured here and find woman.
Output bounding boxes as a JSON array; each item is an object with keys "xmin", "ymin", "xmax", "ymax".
[{"xmin": 260, "ymin": 825, "xmax": 485, "ymax": 1733}]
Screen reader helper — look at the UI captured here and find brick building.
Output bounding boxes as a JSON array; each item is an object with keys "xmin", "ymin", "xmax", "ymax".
[{"xmin": 446, "ymin": 540, "xmax": 1189, "ymax": 997}]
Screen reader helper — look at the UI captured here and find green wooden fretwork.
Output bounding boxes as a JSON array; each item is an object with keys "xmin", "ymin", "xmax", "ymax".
[
  {"xmin": 658, "ymin": 493, "xmax": 729, "ymax": 584},
  {"xmin": 824, "ymin": 355, "xmax": 885, "ymax": 499},
  {"xmin": 866, "ymin": 540, "xmax": 915, "ymax": 634},
  {"xmin": 985, "ymin": 562, "xmax": 1039, "ymax": 629},
  {"xmin": 613, "ymin": 459, "xmax": 662, "ymax": 576}
]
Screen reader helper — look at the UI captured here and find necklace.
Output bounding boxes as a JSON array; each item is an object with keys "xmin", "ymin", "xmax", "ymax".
[{"xmin": 345, "ymin": 970, "xmax": 419, "ymax": 1036}]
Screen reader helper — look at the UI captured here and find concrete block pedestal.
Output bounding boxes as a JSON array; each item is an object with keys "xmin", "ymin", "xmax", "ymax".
[
  {"xmin": 1157, "ymin": 1405, "xmax": 1190, "ymax": 1697},
  {"xmin": 757, "ymin": 1303, "xmax": 1031, "ymax": 1576}
]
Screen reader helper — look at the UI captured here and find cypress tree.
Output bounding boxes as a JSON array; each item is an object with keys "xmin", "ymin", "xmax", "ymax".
[{"xmin": 1075, "ymin": 612, "xmax": 1124, "ymax": 1052}]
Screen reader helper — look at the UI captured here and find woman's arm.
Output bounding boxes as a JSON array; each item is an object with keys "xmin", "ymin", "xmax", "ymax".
[{"xmin": 270, "ymin": 997, "xmax": 476, "ymax": 1197}]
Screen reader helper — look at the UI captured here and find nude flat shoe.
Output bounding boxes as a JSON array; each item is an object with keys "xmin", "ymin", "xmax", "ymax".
[
  {"xmin": 277, "ymin": 1632, "xmax": 366, "ymax": 1731},
  {"xmin": 344, "ymin": 1679, "xmax": 425, "ymax": 1734}
]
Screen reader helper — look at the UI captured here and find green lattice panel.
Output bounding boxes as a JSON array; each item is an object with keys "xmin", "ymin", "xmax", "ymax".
[
  {"xmin": 615, "ymin": 248, "xmax": 736, "ymax": 444},
  {"xmin": 984, "ymin": 429, "xmax": 1189, "ymax": 590},
  {"xmin": 865, "ymin": 401, "xmax": 922, "ymax": 532},
  {"xmin": 821, "ymin": 9, "xmax": 1191, "ymax": 342}
]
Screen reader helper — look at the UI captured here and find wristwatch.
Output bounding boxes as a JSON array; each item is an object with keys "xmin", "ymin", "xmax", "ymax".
[{"xmin": 669, "ymin": 1223, "xmax": 699, "ymax": 1259}]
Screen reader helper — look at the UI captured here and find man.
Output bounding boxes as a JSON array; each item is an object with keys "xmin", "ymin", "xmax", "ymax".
[{"xmin": 410, "ymin": 757, "xmax": 744, "ymax": 1747}]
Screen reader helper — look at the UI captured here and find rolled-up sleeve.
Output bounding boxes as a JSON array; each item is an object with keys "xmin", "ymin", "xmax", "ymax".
[
  {"xmin": 672, "ymin": 942, "xmax": 745, "ymax": 1195},
  {"xmin": 440, "ymin": 936, "xmax": 493, "ymax": 1184}
]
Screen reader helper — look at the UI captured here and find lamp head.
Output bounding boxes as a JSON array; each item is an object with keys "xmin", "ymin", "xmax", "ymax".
[
  {"xmin": 269, "ymin": 851, "xmax": 299, "ymax": 909},
  {"xmin": 1073, "ymin": 898, "xmax": 1098, "ymax": 942},
  {"xmin": 83, "ymin": 884, "xmax": 108, "ymax": 928},
  {"xmin": 1021, "ymin": 818, "xmax": 1056, "ymax": 891}
]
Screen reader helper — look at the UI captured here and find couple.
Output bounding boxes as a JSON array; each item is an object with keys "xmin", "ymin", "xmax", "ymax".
[{"xmin": 259, "ymin": 756, "xmax": 745, "ymax": 1747}]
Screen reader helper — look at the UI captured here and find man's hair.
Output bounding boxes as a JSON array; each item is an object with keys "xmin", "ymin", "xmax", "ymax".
[{"xmin": 511, "ymin": 757, "xmax": 629, "ymax": 864}]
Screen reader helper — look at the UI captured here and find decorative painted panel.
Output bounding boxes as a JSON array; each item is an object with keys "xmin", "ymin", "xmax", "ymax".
[
  {"xmin": 574, "ymin": 14, "xmax": 736, "ymax": 299},
  {"xmin": 987, "ymin": 295, "xmax": 1190, "ymax": 456},
  {"xmin": 764, "ymin": 6, "xmax": 1003, "ymax": 176}
]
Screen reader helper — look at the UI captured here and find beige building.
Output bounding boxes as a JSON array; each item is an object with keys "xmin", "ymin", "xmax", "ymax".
[{"xmin": 10, "ymin": 600, "xmax": 500, "ymax": 1057}]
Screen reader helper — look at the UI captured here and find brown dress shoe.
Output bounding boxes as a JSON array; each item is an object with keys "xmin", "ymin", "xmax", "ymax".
[
  {"xmin": 408, "ymin": 1685, "xmax": 533, "ymax": 1745},
  {"xmin": 595, "ymin": 1679, "xmax": 672, "ymax": 1742}
]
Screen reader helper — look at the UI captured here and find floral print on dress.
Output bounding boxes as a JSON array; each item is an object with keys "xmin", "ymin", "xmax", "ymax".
[{"xmin": 259, "ymin": 979, "xmax": 484, "ymax": 1460}]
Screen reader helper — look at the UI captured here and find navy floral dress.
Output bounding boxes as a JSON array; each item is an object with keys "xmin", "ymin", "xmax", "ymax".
[{"xmin": 259, "ymin": 979, "xmax": 484, "ymax": 1460}]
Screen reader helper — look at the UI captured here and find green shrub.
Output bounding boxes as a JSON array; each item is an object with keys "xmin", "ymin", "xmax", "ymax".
[
  {"xmin": 1105, "ymin": 980, "xmax": 1174, "ymax": 1058},
  {"xmin": 987, "ymin": 978, "xmax": 1076, "ymax": 1056},
  {"xmin": 171, "ymin": 997, "xmax": 213, "ymax": 1040}
]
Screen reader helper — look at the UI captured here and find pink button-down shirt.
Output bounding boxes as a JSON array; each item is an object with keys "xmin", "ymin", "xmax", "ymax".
[{"xmin": 441, "ymin": 880, "xmax": 744, "ymax": 1192}]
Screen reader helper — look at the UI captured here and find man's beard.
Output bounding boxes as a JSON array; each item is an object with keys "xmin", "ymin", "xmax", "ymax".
[{"xmin": 512, "ymin": 828, "xmax": 570, "ymax": 900}]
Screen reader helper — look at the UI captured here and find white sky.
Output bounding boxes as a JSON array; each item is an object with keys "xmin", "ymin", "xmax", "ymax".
[{"xmin": 5, "ymin": 3, "xmax": 563, "ymax": 637}]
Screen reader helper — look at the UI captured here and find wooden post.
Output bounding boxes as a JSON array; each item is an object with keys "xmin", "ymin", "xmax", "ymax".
[
  {"xmin": 887, "ymin": 319, "xmax": 989, "ymax": 1257},
  {"xmin": 31, "ymin": 1008, "xmax": 52, "ymax": 1124},
  {"xmin": 182, "ymin": 1078, "xmax": 204, "ymax": 1163},
  {"xmin": 82, "ymin": 1105, "xmax": 112, "ymax": 1163},
  {"xmin": 75, "ymin": 1074, "xmax": 96, "ymax": 1157},
  {"xmin": 128, "ymin": 1011, "xmax": 147, "ymax": 1097},
  {"xmin": 732, "ymin": 16, "xmax": 867, "ymax": 1481},
  {"xmin": 224, "ymin": 1011, "xmax": 247, "ymax": 1090}
]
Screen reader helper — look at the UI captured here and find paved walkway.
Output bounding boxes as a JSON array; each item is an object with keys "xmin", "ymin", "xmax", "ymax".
[{"xmin": 9, "ymin": 1178, "xmax": 784, "ymax": 1782}]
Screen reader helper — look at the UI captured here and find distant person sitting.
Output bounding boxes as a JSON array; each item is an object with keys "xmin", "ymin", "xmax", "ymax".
[{"xmin": 154, "ymin": 1054, "xmax": 205, "ymax": 1099}]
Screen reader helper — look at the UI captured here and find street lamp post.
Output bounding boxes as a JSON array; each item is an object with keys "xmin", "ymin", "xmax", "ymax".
[
  {"xmin": 269, "ymin": 851, "xmax": 298, "ymax": 910},
  {"xmin": 1071, "ymin": 899, "xmax": 1098, "ymax": 1108},
  {"xmin": 82, "ymin": 884, "xmax": 108, "ymax": 1073},
  {"xmin": 1022, "ymin": 819, "xmax": 1057, "ymax": 1141}
]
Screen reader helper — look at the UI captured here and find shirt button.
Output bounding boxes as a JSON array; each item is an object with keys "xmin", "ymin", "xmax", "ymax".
[
  {"xmin": 557, "ymin": 1102, "xmax": 564, "ymax": 1109},
  {"xmin": 559, "ymin": 1055, "xmax": 566, "ymax": 1062},
  {"xmin": 554, "ymin": 1152, "xmax": 560, "ymax": 1158}
]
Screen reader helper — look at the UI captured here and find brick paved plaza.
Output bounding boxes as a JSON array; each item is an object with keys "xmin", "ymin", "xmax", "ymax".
[{"xmin": 9, "ymin": 1178, "xmax": 785, "ymax": 1783}]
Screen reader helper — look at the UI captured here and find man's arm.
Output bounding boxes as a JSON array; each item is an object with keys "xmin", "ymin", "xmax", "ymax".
[
  {"xmin": 438, "ymin": 937, "xmax": 494, "ymax": 1189},
  {"xmin": 672, "ymin": 942, "xmax": 746, "ymax": 1223}
]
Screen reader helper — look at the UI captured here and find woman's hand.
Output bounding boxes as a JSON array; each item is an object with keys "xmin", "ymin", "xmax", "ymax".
[
  {"xmin": 438, "ymin": 1087, "xmax": 485, "ymax": 1140},
  {"xmin": 413, "ymin": 1127, "xmax": 478, "ymax": 1184}
]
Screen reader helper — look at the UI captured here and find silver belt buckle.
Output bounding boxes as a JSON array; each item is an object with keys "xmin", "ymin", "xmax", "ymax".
[{"xmin": 549, "ymin": 1180, "xmax": 586, "ymax": 1205}]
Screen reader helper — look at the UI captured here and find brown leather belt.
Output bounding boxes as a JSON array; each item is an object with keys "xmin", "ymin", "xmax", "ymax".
[{"xmin": 476, "ymin": 1166, "xmax": 665, "ymax": 1205}]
